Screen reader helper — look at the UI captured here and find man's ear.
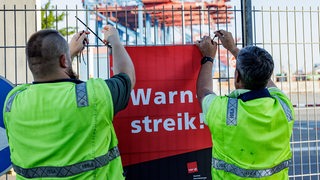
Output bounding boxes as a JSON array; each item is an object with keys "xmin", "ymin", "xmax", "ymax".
[
  {"xmin": 59, "ymin": 54, "xmax": 68, "ymax": 68},
  {"xmin": 235, "ymin": 69, "xmax": 241, "ymax": 83},
  {"xmin": 234, "ymin": 69, "xmax": 242, "ymax": 89}
]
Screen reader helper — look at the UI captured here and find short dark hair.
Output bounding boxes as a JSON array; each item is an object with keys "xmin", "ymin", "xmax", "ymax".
[
  {"xmin": 236, "ymin": 46, "xmax": 274, "ymax": 90},
  {"xmin": 26, "ymin": 29, "xmax": 69, "ymax": 77}
]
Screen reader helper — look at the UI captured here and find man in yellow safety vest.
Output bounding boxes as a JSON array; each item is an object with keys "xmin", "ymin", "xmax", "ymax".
[
  {"xmin": 4, "ymin": 25, "xmax": 135, "ymax": 179},
  {"xmin": 195, "ymin": 30, "xmax": 294, "ymax": 179}
]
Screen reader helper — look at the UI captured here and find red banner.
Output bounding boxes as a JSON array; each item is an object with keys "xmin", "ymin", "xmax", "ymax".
[{"xmin": 113, "ymin": 45, "xmax": 212, "ymax": 166}]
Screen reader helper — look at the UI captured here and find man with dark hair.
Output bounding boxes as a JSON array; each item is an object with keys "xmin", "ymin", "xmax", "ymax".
[
  {"xmin": 196, "ymin": 30, "xmax": 294, "ymax": 179},
  {"xmin": 3, "ymin": 25, "xmax": 135, "ymax": 179}
]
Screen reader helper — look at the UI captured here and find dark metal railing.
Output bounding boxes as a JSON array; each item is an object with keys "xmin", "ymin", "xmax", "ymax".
[{"xmin": 0, "ymin": 4, "xmax": 320, "ymax": 179}]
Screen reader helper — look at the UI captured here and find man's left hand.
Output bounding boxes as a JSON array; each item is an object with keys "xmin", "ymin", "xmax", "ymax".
[
  {"xmin": 195, "ymin": 36, "xmax": 218, "ymax": 59},
  {"xmin": 69, "ymin": 30, "xmax": 90, "ymax": 58}
]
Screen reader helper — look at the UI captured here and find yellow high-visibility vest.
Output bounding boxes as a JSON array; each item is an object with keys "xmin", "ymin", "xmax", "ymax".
[
  {"xmin": 4, "ymin": 78, "xmax": 124, "ymax": 180},
  {"xmin": 206, "ymin": 88, "xmax": 294, "ymax": 179}
]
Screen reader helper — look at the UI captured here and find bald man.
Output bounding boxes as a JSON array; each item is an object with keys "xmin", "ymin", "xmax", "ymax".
[{"xmin": 4, "ymin": 26, "xmax": 135, "ymax": 179}]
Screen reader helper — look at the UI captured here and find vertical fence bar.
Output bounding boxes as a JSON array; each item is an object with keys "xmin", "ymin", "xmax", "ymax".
[
  {"xmin": 181, "ymin": 4, "xmax": 184, "ymax": 44},
  {"xmin": 162, "ymin": 5, "xmax": 165, "ymax": 45},
  {"xmin": 24, "ymin": 5, "xmax": 28, "ymax": 83},
  {"xmin": 261, "ymin": 6, "xmax": 265, "ymax": 49},
  {"xmin": 3, "ymin": 5, "xmax": 6, "ymax": 78},
  {"xmin": 233, "ymin": 6, "xmax": 238, "ymax": 47},
  {"xmin": 171, "ymin": 5, "xmax": 174, "ymax": 45},
  {"xmin": 190, "ymin": 5, "xmax": 193, "ymax": 44},
  {"xmin": 301, "ymin": 6, "xmax": 311, "ymax": 177},
  {"xmin": 34, "ymin": 4, "xmax": 37, "ymax": 36},
  {"xmin": 207, "ymin": 5, "xmax": 210, "ymax": 36},
  {"xmin": 316, "ymin": 6, "xmax": 320, "ymax": 177},
  {"xmin": 269, "ymin": 6, "xmax": 274, "ymax": 62},
  {"xmin": 225, "ymin": 6, "xmax": 231, "ymax": 93},
  {"xmin": 215, "ymin": 6, "xmax": 222, "ymax": 95},
  {"xmin": 75, "ymin": 5, "xmax": 80, "ymax": 76},
  {"xmin": 66, "ymin": 5, "xmax": 69, "ymax": 42},
  {"xmin": 152, "ymin": 6, "xmax": 156, "ymax": 45},
  {"xmin": 55, "ymin": 5, "xmax": 58, "ymax": 31},
  {"xmin": 286, "ymin": 7, "xmax": 295, "ymax": 178},
  {"xmin": 135, "ymin": 6, "xmax": 138, "ymax": 45},
  {"xmin": 125, "ymin": 7, "xmax": 128, "ymax": 46},
  {"xmin": 96, "ymin": 5, "xmax": 100, "ymax": 78},
  {"xmin": 241, "ymin": 0, "xmax": 253, "ymax": 46},
  {"xmin": 198, "ymin": 7, "xmax": 201, "ymax": 38},
  {"xmin": 294, "ymin": 6, "xmax": 304, "ymax": 176},
  {"xmin": 14, "ymin": 5, "xmax": 17, "ymax": 84},
  {"xmin": 277, "ymin": 6, "xmax": 283, "ymax": 89},
  {"xmin": 308, "ymin": 6, "xmax": 315, "ymax": 177},
  {"xmin": 45, "ymin": 5, "xmax": 48, "ymax": 29},
  {"xmin": 285, "ymin": 6, "xmax": 292, "ymax": 101},
  {"xmin": 233, "ymin": 5, "xmax": 238, "ymax": 95},
  {"xmin": 138, "ymin": 3, "xmax": 143, "ymax": 44},
  {"xmin": 252, "ymin": 6, "xmax": 256, "ymax": 46},
  {"xmin": 85, "ymin": 6, "xmax": 89, "ymax": 79},
  {"xmin": 144, "ymin": 7, "xmax": 147, "ymax": 46},
  {"xmin": 106, "ymin": 5, "xmax": 111, "ymax": 79}
]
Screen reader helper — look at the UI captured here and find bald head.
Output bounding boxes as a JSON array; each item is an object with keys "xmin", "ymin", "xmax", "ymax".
[{"xmin": 26, "ymin": 29, "xmax": 70, "ymax": 79}]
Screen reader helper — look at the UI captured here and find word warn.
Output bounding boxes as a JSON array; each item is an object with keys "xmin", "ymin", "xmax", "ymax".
[{"xmin": 131, "ymin": 88, "xmax": 193, "ymax": 105}]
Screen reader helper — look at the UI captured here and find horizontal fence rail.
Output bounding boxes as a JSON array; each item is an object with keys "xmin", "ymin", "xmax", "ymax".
[{"xmin": 0, "ymin": 3, "xmax": 320, "ymax": 179}]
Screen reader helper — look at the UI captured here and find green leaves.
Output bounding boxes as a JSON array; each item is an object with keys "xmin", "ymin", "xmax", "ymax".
[{"xmin": 41, "ymin": 1, "xmax": 76, "ymax": 36}]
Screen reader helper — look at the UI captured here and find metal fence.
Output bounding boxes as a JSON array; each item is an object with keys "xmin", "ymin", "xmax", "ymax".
[{"xmin": 0, "ymin": 3, "xmax": 320, "ymax": 180}]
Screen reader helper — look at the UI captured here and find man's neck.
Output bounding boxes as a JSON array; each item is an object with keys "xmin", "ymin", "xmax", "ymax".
[{"xmin": 33, "ymin": 72, "xmax": 70, "ymax": 83}]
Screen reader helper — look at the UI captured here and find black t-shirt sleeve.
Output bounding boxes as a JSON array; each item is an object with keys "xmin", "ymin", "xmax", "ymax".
[{"xmin": 105, "ymin": 73, "xmax": 132, "ymax": 115}]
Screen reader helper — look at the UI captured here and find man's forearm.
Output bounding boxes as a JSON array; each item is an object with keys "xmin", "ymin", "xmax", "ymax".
[
  {"xmin": 196, "ymin": 62, "xmax": 214, "ymax": 104},
  {"xmin": 112, "ymin": 43, "xmax": 136, "ymax": 89},
  {"xmin": 229, "ymin": 47, "xmax": 240, "ymax": 58}
]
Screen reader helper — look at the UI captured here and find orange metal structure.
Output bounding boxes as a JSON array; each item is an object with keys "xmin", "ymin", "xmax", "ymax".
[{"xmin": 95, "ymin": 0, "xmax": 233, "ymax": 29}]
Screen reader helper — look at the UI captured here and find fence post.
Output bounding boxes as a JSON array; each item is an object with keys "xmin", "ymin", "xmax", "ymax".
[{"xmin": 241, "ymin": 0, "xmax": 253, "ymax": 46}]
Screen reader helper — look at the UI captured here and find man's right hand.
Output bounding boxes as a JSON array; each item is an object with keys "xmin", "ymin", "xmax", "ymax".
[{"xmin": 103, "ymin": 25, "xmax": 121, "ymax": 46}]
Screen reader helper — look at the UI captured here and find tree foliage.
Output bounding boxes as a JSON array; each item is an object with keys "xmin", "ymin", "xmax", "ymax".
[{"xmin": 41, "ymin": 1, "xmax": 75, "ymax": 36}]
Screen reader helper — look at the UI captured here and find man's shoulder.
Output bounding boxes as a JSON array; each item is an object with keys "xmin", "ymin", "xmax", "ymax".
[
  {"xmin": 268, "ymin": 87, "xmax": 283, "ymax": 94},
  {"xmin": 268, "ymin": 87, "xmax": 289, "ymax": 100},
  {"xmin": 7, "ymin": 84, "xmax": 30, "ymax": 96}
]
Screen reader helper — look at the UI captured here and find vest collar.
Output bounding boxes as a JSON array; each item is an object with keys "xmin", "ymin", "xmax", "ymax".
[
  {"xmin": 229, "ymin": 88, "xmax": 272, "ymax": 102},
  {"xmin": 238, "ymin": 88, "xmax": 271, "ymax": 102},
  {"xmin": 33, "ymin": 78, "xmax": 83, "ymax": 84}
]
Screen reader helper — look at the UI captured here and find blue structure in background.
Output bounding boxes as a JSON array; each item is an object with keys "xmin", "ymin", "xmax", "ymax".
[{"xmin": 0, "ymin": 76, "xmax": 14, "ymax": 176}]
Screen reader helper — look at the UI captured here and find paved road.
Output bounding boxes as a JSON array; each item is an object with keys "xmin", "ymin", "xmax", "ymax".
[{"xmin": 289, "ymin": 119, "xmax": 320, "ymax": 180}]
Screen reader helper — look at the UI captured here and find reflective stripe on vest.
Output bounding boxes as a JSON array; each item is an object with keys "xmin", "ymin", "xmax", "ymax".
[
  {"xmin": 226, "ymin": 98, "xmax": 238, "ymax": 126},
  {"xmin": 274, "ymin": 96, "xmax": 293, "ymax": 122},
  {"xmin": 5, "ymin": 83, "xmax": 89, "ymax": 111},
  {"xmin": 75, "ymin": 82, "xmax": 89, "ymax": 107},
  {"xmin": 226, "ymin": 95, "xmax": 293, "ymax": 125},
  {"xmin": 212, "ymin": 157, "xmax": 291, "ymax": 178},
  {"xmin": 12, "ymin": 146, "xmax": 120, "ymax": 178},
  {"xmin": 5, "ymin": 90, "xmax": 23, "ymax": 112}
]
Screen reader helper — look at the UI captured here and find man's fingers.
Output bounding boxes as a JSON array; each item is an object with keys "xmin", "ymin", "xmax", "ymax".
[
  {"xmin": 103, "ymin": 39, "xmax": 108, "ymax": 45},
  {"xmin": 212, "ymin": 41, "xmax": 218, "ymax": 46},
  {"xmin": 103, "ymin": 25, "xmax": 110, "ymax": 31},
  {"xmin": 214, "ymin": 30, "xmax": 225, "ymax": 38}
]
